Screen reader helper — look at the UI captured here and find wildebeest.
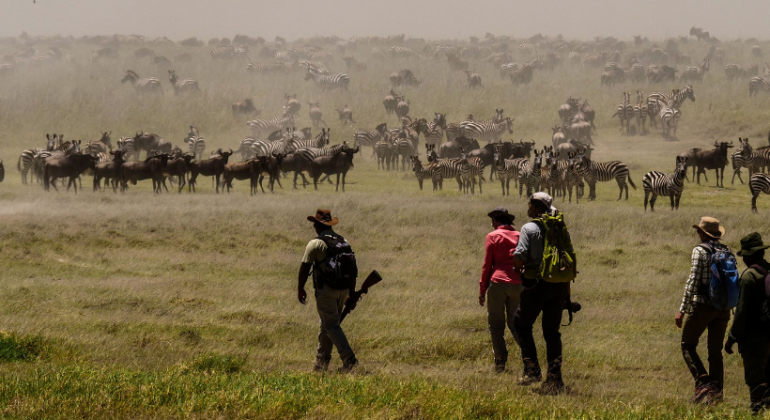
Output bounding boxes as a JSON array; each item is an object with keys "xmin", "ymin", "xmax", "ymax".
[
  {"xmin": 510, "ymin": 140, "xmax": 536, "ymax": 158},
  {"xmin": 279, "ymin": 151, "xmax": 313, "ymax": 189},
  {"xmin": 161, "ymin": 153, "xmax": 195, "ymax": 193},
  {"xmin": 383, "ymin": 90, "xmax": 400, "ymax": 114},
  {"xmin": 283, "ymin": 94, "xmax": 301, "ymax": 117},
  {"xmin": 93, "ymin": 149, "xmax": 125, "ymax": 192},
  {"xmin": 43, "ymin": 153, "xmax": 97, "ymax": 193},
  {"xmin": 552, "ymin": 125, "xmax": 567, "ymax": 148},
  {"xmin": 310, "ymin": 147, "xmax": 359, "ymax": 192},
  {"xmin": 121, "ymin": 152, "xmax": 170, "ymax": 193},
  {"xmin": 257, "ymin": 153, "xmax": 287, "ymax": 192},
  {"xmin": 395, "ymin": 98, "xmax": 410, "ymax": 120},
  {"xmin": 564, "ymin": 121, "xmax": 592, "ymax": 144},
  {"xmin": 687, "ymin": 141, "xmax": 734, "ymax": 187},
  {"xmin": 465, "ymin": 71, "xmax": 482, "ymax": 88},
  {"xmin": 439, "ymin": 136, "xmax": 479, "ymax": 159},
  {"xmin": 555, "ymin": 139, "xmax": 593, "ymax": 160},
  {"xmin": 223, "ymin": 159, "xmax": 264, "ymax": 195},
  {"xmin": 390, "ymin": 69, "xmax": 421, "ymax": 87},
  {"xmin": 232, "ymin": 99, "xmax": 260, "ymax": 117},
  {"xmin": 468, "ymin": 141, "xmax": 514, "ymax": 181},
  {"xmin": 335, "ymin": 105, "xmax": 356, "ymax": 125},
  {"xmin": 187, "ymin": 149, "xmax": 233, "ymax": 193},
  {"xmin": 308, "ymin": 101, "xmax": 326, "ymax": 127},
  {"xmin": 133, "ymin": 132, "xmax": 172, "ymax": 160},
  {"xmin": 647, "ymin": 65, "xmax": 677, "ymax": 83}
]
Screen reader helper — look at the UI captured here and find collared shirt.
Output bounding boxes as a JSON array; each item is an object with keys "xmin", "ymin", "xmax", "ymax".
[
  {"xmin": 302, "ymin": 229, "xmax": 339, "ymax": 279},
  {"xmin": 729, "ymin": 260, "xmax": 770, "ymax": 343},
  {"xmin": 679, "ymin": 240, "xmax": 728, "ymax": 313},
  {"xmin": 480, "ymin": 225, "xmax": 521, "ymax": 294},
  {"xmin": 513, "ymin": 221, "xmax": 545, "ymax": 279}
]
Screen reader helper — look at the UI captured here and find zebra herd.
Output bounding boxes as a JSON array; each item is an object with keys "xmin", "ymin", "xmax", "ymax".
[{"xmin": 613, "ymin": 85, "xmax": 695, "ymax": 139}]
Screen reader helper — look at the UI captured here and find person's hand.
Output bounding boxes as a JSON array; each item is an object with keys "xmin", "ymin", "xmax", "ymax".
[
  {"xmin": 675, "ymin": 311, "xmax": 684, "ymax": 329},
  {"xmin": 479, "ymin": 293, "xmax": 485, "ymax": 307},
  {"xmin": 725, "ymin": 337, "xmax": 736, "ymax": 355},
  {"xmin": 298, "ymin": 288, "xmax": 307, "ymax": 305}
]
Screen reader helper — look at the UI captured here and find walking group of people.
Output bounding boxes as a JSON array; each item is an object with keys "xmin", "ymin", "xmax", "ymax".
[{"xmin": 294, "ymin": 194, "xmax": 770, "ymax": 411}]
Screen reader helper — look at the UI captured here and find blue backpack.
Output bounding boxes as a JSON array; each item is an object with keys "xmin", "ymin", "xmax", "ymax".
[{"xmin": 700, "ymin": 244, "xmax": 740, "ymax": 310}]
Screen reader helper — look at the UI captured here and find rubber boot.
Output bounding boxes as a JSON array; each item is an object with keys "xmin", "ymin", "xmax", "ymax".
[{"xmin": 750, "ymin": 384, "xmax": 768, "ymax": 414}]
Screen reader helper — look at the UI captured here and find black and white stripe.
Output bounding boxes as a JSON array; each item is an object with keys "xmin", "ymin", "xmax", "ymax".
[
  {"xmin": 388, "ymin": 46, "xmax": 419, "ymax": 58},
  {"xmin": 294, "ymin": 143, "xmax": 350, "ymax": 163},
  {"xmin": 304, "ymin": 69, "xmax": 349, "ymax": 91},
  {"xmin": 354, "ymin": 123, "xmax": 388, "ymax": 157},
  {"xmin": 575, "ymin": 150, "xmax": 636, "ymax": 200},
  {"xmin": 749, "ymin": 77, "xmax": 770, "ymax": 96},
  {"xmin": 518, "ymin": 151, "xmax": 543, "ymax": 197},
  {"xmin": 211, "ymin": 46, "xmax": 236, "ymax": 59},
  {"xmin": 184, "ymin": 136, "xmax": 206, "ymax": 161},
  {"xmin": 426, "ymin": 144, "xmax": 464, "ymax": 191},
  {"xmin": 643, "ymin": 156, "xmax": 688, "ymax": 211},
  {"xmin": 646, "ymin": 86, "xmax": 695, "ymax": 128},
  {"xmin": 117, "ymin": 137, "xmax": 136, "ymax": 160},
  {"xmin": 659, "ymin": 102, "xmax": 681, "ymax": 140},
  {"xmin": 121, "ymin": 70, "xmax": 162, "ymax": 93},
  {"xmin": 459, "ymin": 117, "xmax": 513, "ymax": 143},
  {"xmin": 750, "ymin": 173, "xmax": 770, "ymax": 213},
  {"xmin": 168, "ymin": 70, "xmax": 199, "ymax": 94},
  {"xmin": 246, "ymin": 115, "xmax": 294, "ymax": 140},
  {"xmin": 17, "ymin": 147, "xmax": 42, "ymax": 184}
]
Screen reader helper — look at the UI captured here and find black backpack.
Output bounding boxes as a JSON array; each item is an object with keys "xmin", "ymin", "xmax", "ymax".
[
  {"xmin": 314, "ymin": 235, "xmax": 358, "ymax": 290},
  {"xmin": 750, "ymin": 265, "xmax": 770, "ymax": 323}
]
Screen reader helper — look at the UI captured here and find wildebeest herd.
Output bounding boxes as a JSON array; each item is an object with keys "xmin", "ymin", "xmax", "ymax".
[{"xmin": 3, "ymin": 28, "xmax": 770, "ymax": 212}]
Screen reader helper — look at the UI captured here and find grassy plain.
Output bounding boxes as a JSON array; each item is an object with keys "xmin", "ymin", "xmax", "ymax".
[{"xmin": 0, "ymin": 35, "xmax": 769, "ymax": 418}]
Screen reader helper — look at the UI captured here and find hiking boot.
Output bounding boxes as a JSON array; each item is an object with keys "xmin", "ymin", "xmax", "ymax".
[
  {"xmin": 534, "ymin": 377, "xmax": 566, "ymax": 396},
  {"xmin": 494, "ymin": 359, "xmax": 506, "ymax": 374},
  {"xmin": 337, "ymin": 357, "xmax": 358, "ymax": 374},
  {"xmin": 690, "ymin": 381, "xmax": 713, "ymax": 404},
  {"xmin": 518, "ymin": 358, "xmax": 542, "ymax": 385},
  {"xmin": 312, "ymin": 358, "xmax": 330, "ymax": 373},
  {"xmin": 703, "ymin": 386, "xmax": 723, "ymax": 405}
]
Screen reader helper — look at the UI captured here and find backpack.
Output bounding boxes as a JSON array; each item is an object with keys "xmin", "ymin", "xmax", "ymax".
[
  {"xmin": 750, "ymin": 265, "xmax": 770, "ymax": 322},
  {"xmin": 699, "ymin": 243, "xmax": 740, "ymax": 310},
  {"xmin": 314, "ymin": 235, "xmax": 358, "ymax": 290},
  {"xmin": 533, "ymin": 212, "xmax": 577, "ymax": 283}
]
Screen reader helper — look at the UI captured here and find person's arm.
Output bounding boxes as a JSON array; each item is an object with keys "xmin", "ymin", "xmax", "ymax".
[
  {"xmin": 513, "ymin": 225, "xmax": 530, "ymax": 270},
  {"xmin": 297, "ymin": 262, "xmax": 311, "ymax": 304},
  {"xmin": 677, "ymin": 247, "xmax": 704, "ymax": 327},
  {"xmin": 728, "ymin": 271, "xmax": 755, "ymax": 347},
  {"xmin": 479, "ymin": 234, "xmax": 495, "ymax": 305}
]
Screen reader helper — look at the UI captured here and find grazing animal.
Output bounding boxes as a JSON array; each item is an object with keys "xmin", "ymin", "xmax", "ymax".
[
  {"xmin": 425, "ymin": 144, "xmax": 465, "ymax": 191},
  {"xmin": 168, "ymin": 70, "xmax": 199, "ymax": 94},
  {"xmin": 92, "ymin": 149, "xmax": 125, "ymax": 192},
  {"xmin": 395, "ymin": 98, "xmax": 410, "ymax": 120},
  {"xmin": 383, "ymin": 90, "xmax": 400, "ymax": 114},
  {"xmin": 308, "ymin": 101, "xmax": 326, "ymax": 127},
  {"xmin": 643, "ymin": 156, "xmax": 688, "ymax": 211},
  {"xmin": 518, "ymin": 150, "xmax": 543, "ymax": 197},
  {"xmin": 739, "ymin": 138, "xmax": 770, "ymax": 175},
  {"xmin": 121, "ymin": 153, "xmax": 170, "ymax": 193},
  {"xmin": 634, "ymin": 91, "xmax": 648, "ymax": 134},
  {"xmin": 575, "ymin": 150, "xmax": 637, "ymax": 200},
  {"xmin": 354, "ymin": 123, "xmax": 389, "ymax": 157},
  {"xmin": 658, "ymin": 101, "xmax": 681, "ymax": 141},
  {"xmin": 411, "ymin": 156, "xmax": 442, "ymax": 191},
  {"xmin": 232, "ymin": 99, "xmax": 259, "ymax": 117},
  {"xmin": 304, "ymin": 68, "xmax": 349, "ymax": 91},
  {"xmin": 117, "ymin": 137, "xmax": 136, "ymax": 160},
  {"xmin": 17, "ymin": 147, "xmax": 42, "ymax": 184},
  {"xmin": 283, "ymin": 94, "xmax": 301, "ymax": 117},
  {"xmin": 647, "ymin": 65, "xmax": 677, "ymax": 83},
  {"xmin": 690, "ymin": 141, "xmax": 734, "ymax": 187},
  {"xmin": 279, "ymin": 151, "xmax": 313, "ymax": 189},
  {"xmin": 43, "ymin": 153, "xmax": 98, "ymax": 193},
  {"xmin": 223, "ymin": 159, "xmax": 263, "ymax": 195},
  {"xmin": 390, "ymin": 69, "xmax": 421, "ymax": 87},
  {"xmin": 335, "ymin": 105, "xmax": 356, "ymax": 125},
  {"xmin": 133, "ymin": 132, "xmax": 172, "ymax": 159},
  {"xmin": 459, "ymin": 117, "xmax": 514, "ymax": 143},
  {"xmin": 680, "ymin": 57, "xmax": 709, "ymax": 82},
  {"xmin": 310, "ymin": 147, "xmax": 359, "ymax": 192},
  {"xmin": 246, "ymin": 115, "xmax": 294, "ymax": 140},
  {"xmin": 647, "ymin": 86, "xmax": 695, "ymax": 129},
  {"xmin": 750, "ymin": 173, "xmax": 770, "ymax": 213},
  {"xmin": 749, "ymin": 76, "xmax": 770, "ymax": 96},
  {"xmin": 465, "ymin": 71, "xmax": 482, "ymax": 88},
  {"xmin": 184, "ymin": 136, "xmax": 206, "ymax": 161},
  {"xmin": 187, "ymin": 149, "xmax": 233, "ymax": 193},
  {"xmin": 612, "ymin": 92, "xmax": 633, "ymax": 134},
  {"xmin": 161, "ymin": 153, "xmax": 195, "ymax": 193},
  {"xmin": 121, "ymin": 70, "xmax": 162, "ymax": 93},
  {"xmin": 493, "ymin": 146, "xmax": 521, "ymax": 196}
]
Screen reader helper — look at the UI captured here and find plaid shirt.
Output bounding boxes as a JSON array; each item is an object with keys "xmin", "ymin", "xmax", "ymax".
[{"xmin": 679, "ymin": 241, "xmax": 727, "ymax": 313}]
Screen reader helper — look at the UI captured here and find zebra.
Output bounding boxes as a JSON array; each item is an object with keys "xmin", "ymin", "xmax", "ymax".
[
  {"xmin": 299, "ymin": 60, "xmax": 329, "ymax": 75},
  {"xmin": 388, "ymin": 46, "xmax": 419, "ymax": 58},
  {"xmin": 17, "ymin": 147, "xmax": 42, "ymax": 184},
  {"xmin": 750, "ymin": 173, "xmax": 770, "ymax": 213},
  {"xmin": 493, "ymin": 146, "xmax": 523, "ymax": 196},
  {"xmin": 731, "ymin": 149, "xmax": 747, "ymax": 184},
  {"xmin": 168, "ymin": 70, "xmax": 199, "ymax": 94},
  {"xmin": 647, "ymin": 86, "xmax": 695, "ymax": 128},
  {"xmin": 411, "ymin": 156, "xmax": 442, "ymax": 191},
  {"xmin": 459, "ymin": 149, "xmax": 484, "ymax": 195},
  {"xmin": 395, "ymin": 131, "xmax": 415, "ymax": 171},
  {"xmin": 612, "ymin": 92, "xmax": 634, "ymax": 134},
  {"xmin": 354, "ymin": 123, "xmax": 388, "ymax": 157},
  {"xmin": 292, "ymin": 128, "xmax": 330, "ymax": 150},
  {"xmin": 739, "ymin": 138, "xmax": 770, "ymax": 175},
  {"xmin": 459, "ymin": 117, "xmax": 514, "ymax": 143},
  {"xmin": 246, "ymin": 115, "xmax": 294, "ymax": 140},
  {"xmin": 117, "ymin": 136, "xmax": 136, "ymax": 160},
  {"xmin": 426, "ymin": 114, "xmax": 446, "ymax": 147},
  {"xmin": 376, "ymin": 136, "xmax": 397, "ymax": 171},
  {"xmin": 184, "ymin": 136, "xmax": 206, "ymax": 161},
  {"xmin": 563, "ymin": 152, "xmax": 585, "ymax": 203},
  {"xmin": 749, "ymin": 77, "xmax": 770, "ymax": 97},
  {"xmin": 211, "ymin": 45, "xmax": 235, "ymax": 60},
  {"xmin": 121, "ymin": 70, "xmax": 162, "ymax": 93},
  {"xmin": 658, "ymin": 101, "xmax": 681, "ymax": 141},
  {"xmin": 246, "ymin": 62, "xmax": 288, "ymax": 73},
  {"xmin": 518, "ymin": 150, "xmax": 543, "ymax": 198},
  {"xmin": 426, "ymin": 144, "xmax": 464, "ymax": 191},
  {"xmin": 634, "ymin": 91, "xmax": 648, "ymax": 134},
  {"xmin": 643, "ymin": 156, "xmax": 688, "ymax": 211},
  {"xmin": 250, "ymin": 139, "xmax": 290, "ymax": 157},
  {"xmin": 304, "ymin": 69, "xmax": 349, "ymax": 91},
  {"xmin": 575, "ymin": 149, "xmax": 637, "ymax": 200},
  {"xmin": 544, "ymin": 147, "xmax": 568, "ymax": 198}
]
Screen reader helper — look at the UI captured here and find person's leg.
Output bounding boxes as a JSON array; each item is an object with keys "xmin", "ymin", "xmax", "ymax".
[
  {"xmin": 486, "ymin": 282, "xmax": 509, "ymax": 366},
  {"xmin": 506, "ymin": 283, "xmax": 524, "ymax": 346},
  {"xmin": 705, "ymin": 309, "xmax": 730, "ymax": 391},
  {"xmin": 681, "ymin": 307, "xmax": 713, "ymax": 384},
  {"xmin": 514, "ymin": 279, "xmax": 548, "ymax": 379},
  {"xmin": 741, "ymin": 338, "xmax": 770, "ymax": 411},
  {"xmin": 540, "ymin": 283, "xmax": 569, "ymax": 384},
  {"xmin": 316, "ymin": 287, "xmax": 355, "ymax": 364}
]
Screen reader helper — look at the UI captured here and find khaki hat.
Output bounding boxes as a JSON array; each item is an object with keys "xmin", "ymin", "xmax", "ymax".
[
  {"xmin": 737, "ymin": 232, "xmax": 770, "ymax": 256},
  {"xmin": 692, "ymin": 216, "xmax": 725, "ymax": 239},
  {"xmin": 307, "ymin": 209, "xmax": 338, "ymax": 226}
]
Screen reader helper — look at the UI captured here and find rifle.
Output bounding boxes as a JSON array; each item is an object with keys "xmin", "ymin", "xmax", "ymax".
[{"xmin": 340, "ymin": 270, "xmax": 382, "ymax": 323}]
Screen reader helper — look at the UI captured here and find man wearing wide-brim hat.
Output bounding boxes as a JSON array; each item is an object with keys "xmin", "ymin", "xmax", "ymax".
[
  {"xmin": 297, "ymin": 209, "xmax": 358, "ymax": 373},
  {"xmin": 676, "ymin": 217, "xmax": 733, "ymax": 404},
  {"xmin": 725, "ymin": 232, "xmax": 770, "ymax": 413}
]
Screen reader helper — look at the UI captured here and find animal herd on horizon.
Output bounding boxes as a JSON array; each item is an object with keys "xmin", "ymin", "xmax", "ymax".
[{"xmin": 3, "ymin": 28, "xmax": 770, "ymax": 212}]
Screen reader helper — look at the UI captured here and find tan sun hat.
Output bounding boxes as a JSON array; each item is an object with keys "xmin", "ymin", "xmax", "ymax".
[
  {"xmin": 692, "ymin": 216, "xmax": 725, "ymax": 239},
  {"xmin": 307, "ymin": 209, "xmax": 339, "ymax": 226}
]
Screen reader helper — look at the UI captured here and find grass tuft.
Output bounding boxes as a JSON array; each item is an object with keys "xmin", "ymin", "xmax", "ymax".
[
  {"xmin": 0, "ymin": 331, "xmax": 43, "ymax": 362},
  {"xmin": 184, "ymin": 352, "xmax": 248, "ymax": 374}
]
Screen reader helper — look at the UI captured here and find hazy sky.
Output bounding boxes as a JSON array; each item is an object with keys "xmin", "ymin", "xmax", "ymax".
[{"xmin": 2, "ymin": 0, "xmax": 770, "ymax": 41}]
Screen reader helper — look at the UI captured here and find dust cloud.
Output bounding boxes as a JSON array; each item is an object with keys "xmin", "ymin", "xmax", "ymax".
[{"xmin": 2, "ymin": 0, "xmax": 770, "ymax": 41}]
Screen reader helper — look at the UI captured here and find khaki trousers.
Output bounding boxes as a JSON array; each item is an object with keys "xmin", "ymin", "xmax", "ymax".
[
  {"xmin": 487, "ymin": 281, "xmax": 524, "ymax": 362},
  {"xmin": 681, "ymin": 304, "xmax": 731, "ymax": 389},
  {"xmin": 315, "ymin": 286, "xmax": 355, "ymax": 363}
]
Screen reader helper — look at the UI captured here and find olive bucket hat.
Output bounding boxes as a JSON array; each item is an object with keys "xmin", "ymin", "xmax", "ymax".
[{"xmin": 737, "ymin": 232, "xmax": 770, "ymax": 257}]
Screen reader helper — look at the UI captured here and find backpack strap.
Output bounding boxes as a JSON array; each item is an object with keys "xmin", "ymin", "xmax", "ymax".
[{"xmin": 752, "ymin": 264, "xmax": 769, "ymax": 276}]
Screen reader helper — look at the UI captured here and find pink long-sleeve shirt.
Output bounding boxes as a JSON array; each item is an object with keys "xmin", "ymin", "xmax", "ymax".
[{"xmin": 480, "ymin": 225, "xmax": 522, "ymax": 294}]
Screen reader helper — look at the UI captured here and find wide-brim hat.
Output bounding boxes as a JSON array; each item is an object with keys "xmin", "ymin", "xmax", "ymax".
[
  {"xmin": 737, "ymin": 232, "xmax": 770, "ymax": 256},
  {"xmin": 692, "ymin": 216, "xmax": 725, "ymax": 239},
  {"xmin": 307, "ymin": 209, "xmax": 338, "ymax": 226},
  {"xmin": 487, "ymin": 207, "xmax": 515, "ymax": 224}
]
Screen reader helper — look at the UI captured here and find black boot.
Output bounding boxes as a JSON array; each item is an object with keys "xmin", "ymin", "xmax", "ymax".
[
  {"xmin": 494, "ymin": 358, "xmax": 506, "ymax": 374},
  {"xmin": 750, "ymin": 384, "xmax": 767, "ymax": 414},
  {"xmin": 518, "ymin": 358, "xmax": 542, "ymax": 385},
  {"xmin": 690, "ymin": 375, "xmax": 712, "ymax": 404},
  {"xmin": 535, "ymin": 357, "xmax": 566, "ymax": 395}
]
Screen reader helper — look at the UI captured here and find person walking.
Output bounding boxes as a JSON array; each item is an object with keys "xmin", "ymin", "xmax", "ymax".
[
  {"xmin": 479, "ymin": 207, "xmax": 521, "ymax": 373},
  {"xmin": 513, "ymin": 193, "xmax": 573, "ymax": 395},
  {"xmin": 676, "ymin": 217, "xmax": 733, "ymax": 404},
  {"xmin": 297, "ymin": 209, "xmax": 358, "ymax": 373},
  {"xmin": 725, "ymin": 232, "xmax": 770, "ymax": 413}
]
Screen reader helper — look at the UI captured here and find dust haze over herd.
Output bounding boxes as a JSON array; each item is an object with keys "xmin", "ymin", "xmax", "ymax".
[{"xmin": 4, "ymin": 0, "xmax": 770, "ymax": 41}]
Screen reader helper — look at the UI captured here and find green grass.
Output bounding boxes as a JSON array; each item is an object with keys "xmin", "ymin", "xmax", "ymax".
[{"xmin": 1, "ymin": 34, "xmax": 770, "ymax": 418}]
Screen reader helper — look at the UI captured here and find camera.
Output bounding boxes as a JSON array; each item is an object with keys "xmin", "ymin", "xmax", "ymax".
[{"xmin": 565, "ymin": 300, "xmax": 582, "ymax": 313}]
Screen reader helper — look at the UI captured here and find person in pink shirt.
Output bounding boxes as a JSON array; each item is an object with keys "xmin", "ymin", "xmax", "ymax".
[{"xmin": 479, "ymin": 206, "xmax": 522, "ymax": 373}]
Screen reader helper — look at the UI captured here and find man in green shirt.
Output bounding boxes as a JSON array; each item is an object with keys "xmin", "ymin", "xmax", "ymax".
[
  {"xmin": 297, "ymin": 209, "xmax": 358, "ymax": 373},
  {"xmin": 725, "ymin": 232, "xmax": 770, "ymax": 413}
]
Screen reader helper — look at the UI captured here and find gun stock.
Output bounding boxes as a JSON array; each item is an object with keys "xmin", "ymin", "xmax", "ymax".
[{"xmin": 340, "ymin": 270, "xmax": 382, "ymax": 323}]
